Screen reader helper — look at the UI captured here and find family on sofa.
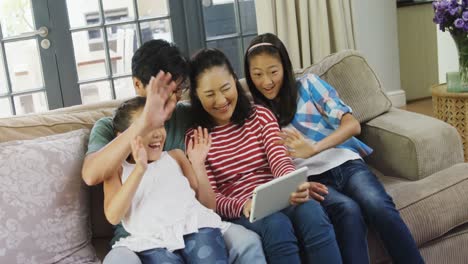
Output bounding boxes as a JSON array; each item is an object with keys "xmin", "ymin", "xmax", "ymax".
[{"xmin": 81, "ymin": 34, "xmax": 424, "ymax": 264}]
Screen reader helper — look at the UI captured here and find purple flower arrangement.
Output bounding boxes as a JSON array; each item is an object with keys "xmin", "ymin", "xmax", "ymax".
[
  {"xmin": 434, "ymin": 0, "xmax": 468, "ymax": 91},
  {"xmin": 433, "ymin": 0, "xmax": 468, "ymax": 33}
]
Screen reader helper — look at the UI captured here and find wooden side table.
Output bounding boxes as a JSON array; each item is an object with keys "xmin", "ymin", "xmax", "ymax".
[{"xmin": 432, "ymin": 84, "xmax": 468, "ymax": 161}]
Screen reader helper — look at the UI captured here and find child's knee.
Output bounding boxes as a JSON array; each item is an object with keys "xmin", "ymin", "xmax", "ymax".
[
  {"xmin": 225, "ymin": 224, "xmax": 261, "ymax": 250},
  {"xmin": 240, "ymin": 228, "xmax": 262, "ymax": 250},
  {"xmin": 224, "ymin": 224, "xmax": 266, "ymax": 263},
  {"xmin": 338, "ymin": 199, "xmax": 362, "ymax": 217}
]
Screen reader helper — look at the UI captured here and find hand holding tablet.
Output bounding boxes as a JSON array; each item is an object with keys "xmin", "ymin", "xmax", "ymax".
[{"xmin": 249, "ymin": 167, "xmax": 310, "ymax": 223}]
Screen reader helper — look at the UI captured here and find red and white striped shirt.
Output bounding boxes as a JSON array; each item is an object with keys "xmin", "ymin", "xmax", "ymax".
[{"xmin": 185, "ymin": 105, "xmax": 295, "ymax": 219}]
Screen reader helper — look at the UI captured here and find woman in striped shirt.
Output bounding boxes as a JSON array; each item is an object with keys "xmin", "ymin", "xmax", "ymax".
[
  {"xmin": 244, "ymin": 33, "xmax": 423, "ymax": 264},
  {"xmin": 185, "ymin": 48, "xmax": 342, "ymax": 264}
]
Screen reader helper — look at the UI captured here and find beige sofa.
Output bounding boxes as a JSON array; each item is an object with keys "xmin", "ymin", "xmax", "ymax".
[{"xmin": 1, "ymin": 50, "xmax": 467, "ymax": 263}]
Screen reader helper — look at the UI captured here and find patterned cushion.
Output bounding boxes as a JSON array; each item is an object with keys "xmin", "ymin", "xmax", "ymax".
[{"xmin": 0, "ymin": 129, "xmax": 99, "ymax": 263}]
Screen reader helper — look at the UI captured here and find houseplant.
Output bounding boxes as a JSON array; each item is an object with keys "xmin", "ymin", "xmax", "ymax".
[{"xmin": 433, "ymin": 0, "xmax": 468, "ymax": 91}]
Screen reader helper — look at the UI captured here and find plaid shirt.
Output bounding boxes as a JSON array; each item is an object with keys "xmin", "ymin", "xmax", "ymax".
[{"xmin": 290, "ymin": 74, "xmax": 373, "ymax": 157}]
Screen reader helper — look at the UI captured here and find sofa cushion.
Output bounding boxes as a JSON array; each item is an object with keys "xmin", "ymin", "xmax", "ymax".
[
  {"xmin": 419, "ymin": 223, "xmax": 468, "ymax": 264},
  {"xmin": 366, "ymin": 164, "xmax": 468, "ymax": 263},
  {"xmin": 297, "ymin": 50, "xmax": 392, "ymax": 123},
  {"xmin": 362, "ymin": 108, "xmax": 464, "ymax": 180},
  {"xmin": 381, "ymin": 163, "xmax": 468, "ymax": 246},
  {"xmin": 0, "ymin": 102, "xmax": 125, "ymax": 245},
  {"xmin": 0, "ymin": 129, "xmax": 99, "ymax": 263}
]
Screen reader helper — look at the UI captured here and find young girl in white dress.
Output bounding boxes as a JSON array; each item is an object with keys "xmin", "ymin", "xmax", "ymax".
[{"xmin": 103, "ymin": 96, "xmax": 230, "ymax": 264}]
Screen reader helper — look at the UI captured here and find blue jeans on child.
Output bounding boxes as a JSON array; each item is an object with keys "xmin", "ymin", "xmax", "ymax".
[
  {"xmin": 232, "ymin": 199, "xmax": 342, "ymax": 264},
  {"xmin": 310, "ymin": 159, "xmax": 424, "ymax": 264},
  {"xmin": 103, "ymin": 223, "xmax": 266, "ymax": 264},
  {"xmin": 137, "ymin": 228, "xmax": 227, "ymax": 264}
]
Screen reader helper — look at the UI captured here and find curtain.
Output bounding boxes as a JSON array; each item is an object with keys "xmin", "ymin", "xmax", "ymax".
[{"xmin": 254, "ymin": 0, "xmax": 355, "ymax": 69}]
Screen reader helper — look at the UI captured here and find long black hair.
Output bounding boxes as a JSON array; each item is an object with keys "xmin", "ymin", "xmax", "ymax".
[
  {"xmin": 244, "ymin": 33, "xmax": 297, "ymax": 127},
  {"xmin": 189, "ymin": 48, "xmax": 252, "ymax": 130}
]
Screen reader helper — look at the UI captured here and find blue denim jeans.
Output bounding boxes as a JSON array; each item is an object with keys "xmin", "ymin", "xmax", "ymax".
[
  {"xmin": 137, "ymin": 228, "xmax": 227, "ymax": 264},
  {"xmin": 103, "ymin": 224, "xmax": 265, "ymax": 264},
  {"xmin": 309, "ymin": 159, "xmax": 424, "ymax": 264},
  {"xmin": 231, "ymin": 199, "xmax": 342, "ymax": 264}
]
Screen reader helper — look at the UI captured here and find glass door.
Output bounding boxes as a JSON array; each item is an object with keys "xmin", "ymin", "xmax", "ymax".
[{"xmin": 0, "ymin": 0, "xmax": 63, "ymax": 116}]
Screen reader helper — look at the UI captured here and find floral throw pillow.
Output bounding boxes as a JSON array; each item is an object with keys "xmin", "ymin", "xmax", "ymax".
[{"xmin": 0, "ymin": 129, "xmax": 99, "ymax": 264}]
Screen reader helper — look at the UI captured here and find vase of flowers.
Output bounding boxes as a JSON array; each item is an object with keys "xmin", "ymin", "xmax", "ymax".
[{"xmin": 433, "ymin": 0, "xmax": 468, "ymax": 91}]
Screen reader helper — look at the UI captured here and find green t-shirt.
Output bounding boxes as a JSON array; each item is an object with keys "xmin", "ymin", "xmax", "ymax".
[{"xmin": 86, "ymin": 101, "xmax": 192, "ymax": 245}]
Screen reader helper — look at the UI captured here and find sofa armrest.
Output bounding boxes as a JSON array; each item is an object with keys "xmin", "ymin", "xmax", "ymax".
[{"xmin": 360, "ymin": 108, "xmax": 464, "ymax": 180}]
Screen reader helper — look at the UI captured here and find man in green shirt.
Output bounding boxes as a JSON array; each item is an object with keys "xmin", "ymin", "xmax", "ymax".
[{"xmin": 82, "ymin": 39, "xmax": 265, "ymax": 264}]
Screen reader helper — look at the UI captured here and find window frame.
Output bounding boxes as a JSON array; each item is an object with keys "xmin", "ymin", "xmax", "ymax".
[{"xmin": 0, "ymin": 0, "xmax": 258, "ymax": 116}]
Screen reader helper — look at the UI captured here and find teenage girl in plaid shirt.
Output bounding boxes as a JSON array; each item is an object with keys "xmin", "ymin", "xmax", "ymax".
[{"xmin": 244, "ymin": 33, "xmax": 424, "ymax": 264}]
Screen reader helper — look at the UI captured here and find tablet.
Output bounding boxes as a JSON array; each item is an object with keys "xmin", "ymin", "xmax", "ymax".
[{"xmin": 249, "ymin": 167, "xmax": 309, "ymax": 223}]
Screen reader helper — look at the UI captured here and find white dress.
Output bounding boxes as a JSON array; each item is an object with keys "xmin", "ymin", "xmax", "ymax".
[{"xmin": 113, "ymin": 151, "xmax": 230, "ymax": 252}]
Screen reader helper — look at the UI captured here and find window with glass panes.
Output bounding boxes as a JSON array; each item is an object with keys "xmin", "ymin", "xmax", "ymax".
[
  {"xmin": 202, "ymin": 0, "xmax": 257, "ymax": 77},
  {"xmin": 0, "ymin": 0, "xmax": 257, "ymax": 117},
  {"xmin": 66, "ymin": 0, "xmax": 176, "ymax": 105},
  {"xmin": 0, "ymin": 0, "xmax": 50, "ymax": 117}
]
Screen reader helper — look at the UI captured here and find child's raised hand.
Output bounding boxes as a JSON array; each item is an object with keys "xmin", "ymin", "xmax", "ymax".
[
  {"xmin": 186, "ymin": 126, "xmax": 211, "ymax": 166},
  {"xmin": 276, "ymin": 127, "xmax": 319, "ymax": 159},
  {"xmin": 131, "ymin": 136, "xmax": 148, "ymax": 171}
]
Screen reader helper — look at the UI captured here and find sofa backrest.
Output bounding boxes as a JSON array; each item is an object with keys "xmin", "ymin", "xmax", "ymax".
[{"xmin": 0, "ymin": 100, "xmax": 123, "ymax": 142}]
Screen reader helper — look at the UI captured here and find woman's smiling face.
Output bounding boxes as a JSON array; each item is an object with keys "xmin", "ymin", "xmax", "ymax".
[{"xmin": 195, "ymin": 66, "xmax": 238, "ymax": 126}]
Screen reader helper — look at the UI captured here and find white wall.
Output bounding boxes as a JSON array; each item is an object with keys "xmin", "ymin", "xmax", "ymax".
[
  {"xmin": 351, "ymin": 0, "xmax": 404, "ymax": 105},
  {"xmin": 437, "ymin": 29, "xmax": 459, "ymax": 83}
]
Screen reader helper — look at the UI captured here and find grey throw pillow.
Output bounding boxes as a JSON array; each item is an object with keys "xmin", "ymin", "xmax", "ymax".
[{"xmin": 0, "ymin": 129, "xmax": 99, "ymax": 263}]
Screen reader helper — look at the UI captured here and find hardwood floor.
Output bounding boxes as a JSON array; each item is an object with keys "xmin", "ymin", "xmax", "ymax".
[{"xmin": 400, "ymin": 97, "xmax": 433, "ymax": 117}]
